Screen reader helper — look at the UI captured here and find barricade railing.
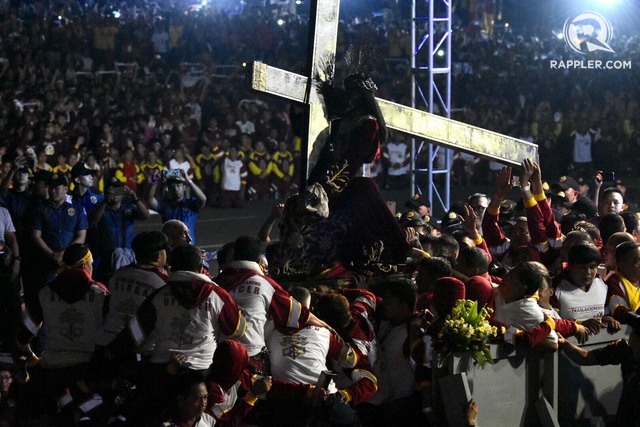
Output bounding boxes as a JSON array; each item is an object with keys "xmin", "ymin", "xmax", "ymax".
[{"xmin": 434, "ymin": 325, "xmax": 631, "ymax": 426}]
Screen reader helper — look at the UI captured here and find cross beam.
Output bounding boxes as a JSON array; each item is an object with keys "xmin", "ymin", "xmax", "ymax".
[
  {"xmin": 250, "ymin": 63, "xmax": 538, "ymax": 167},
  {"xmin": 248, "ymin": 0, "xmax": 537, "ymax": 184}
]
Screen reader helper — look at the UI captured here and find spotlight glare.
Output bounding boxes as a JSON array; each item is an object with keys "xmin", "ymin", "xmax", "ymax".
[
  {"xmin": 277, "ymin": 19, "xmax": 285, "ymax": 26},
  {"xmin": 437, "ymin": 49, "xmax": 445, "ymax": 57},
  {"xmin": 202, "ymin": 0, "xmax": 207, "ymax": 5},
  {"xmin": 296, "ymin": 0, "xmax": 302, "ymax": 4},
  {"xmin": 504, "ymin": 22, "xmax": 510, "ymax": 28}
]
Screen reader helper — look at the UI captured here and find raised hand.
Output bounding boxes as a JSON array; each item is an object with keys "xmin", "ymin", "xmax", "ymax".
[
  {"xmin": 461, "ymin": 204, "xmax": 478, "ymax": 234},
  {"xmin": 495, "ymin": 166, "xmax": 513, "ymax": 198},
  {"xmin": 520, "ymin": 158, "xmax": 536, "ymax": 187}
]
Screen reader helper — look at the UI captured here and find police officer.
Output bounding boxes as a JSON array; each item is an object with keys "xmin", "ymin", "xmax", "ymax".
[
  {"xmin": 31, "ymin": 174, "xmax": 87, "ymax": 305},
  {"xmin": 147, "ymin": 169, "xmax": 206, "ymax": 244},
  {"xmin": 91, "ymin": 177, "xmax": 150, "ymax": 281},
  {"xmin": 70, "ymin": 161, "xmax": 103, "ymax": 217}
]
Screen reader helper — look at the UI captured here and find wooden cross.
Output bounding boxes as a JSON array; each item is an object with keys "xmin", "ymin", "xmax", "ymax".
[{"xmin": 249, "ymin": 0, "xmax": 537, "ymax": 185}]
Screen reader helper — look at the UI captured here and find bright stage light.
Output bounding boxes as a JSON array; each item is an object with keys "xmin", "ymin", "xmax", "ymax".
[
  {"xmin": 437, "ymin": 49, "xmax": 445, "ymax": 57},
  {"xmin": 277, "ymin": 19, "xmax": 285, "ymax": 26}
]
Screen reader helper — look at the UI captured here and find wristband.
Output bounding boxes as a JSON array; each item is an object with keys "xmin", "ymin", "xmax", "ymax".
[
  {"xmin": 533, "ymin": 192, "xmax": 547, "ymax": 202},
  {"xmin": 13, "ymin": 256, "xmax": 21, "ymax": 261},
  {"xmin": 522, "ymin": 184, "xmax": 531, "ymax": 192},
  {"xmin": 243, "ymin": 393, "xmax": 258, "ymax": 406}
]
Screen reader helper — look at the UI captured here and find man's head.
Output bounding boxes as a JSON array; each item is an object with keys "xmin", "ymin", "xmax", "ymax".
[
  {"xmin": 13, "ymin": 167, "xmax": 30, "ymax": 186},
  {"xmin": 232, "ymin": 235, "xmax": 262, "ymax": 263},
  {"xmin": 132, "ymin": 231, "xmax": 168, "ymax": 266},
  {"xmin": 379, "ymin": 278, "xmax": 417, "ymax": 325},
  {"xmin": 169, "ymin": 244, "xmax": 203, "ymax": 273},
  {"xmin": 63, "ymin": 243, "xmax": 94, "ymax": 276},
  {"xmin": 290, "ymin": 286, "xmax": 311, "ymax": 309},
  {"xmin": 415, "ymin": 256, "xmax": 452, "ymax": 293},
  {"xmin": 554, "ymin": 176, "xmax": 580, "ymax": 204},
  {"xmin": 400, "ymin": 211, "xmax": 428, "ymax": 236},
  {"xmin": 500, "ymin": 261, "xmax": 549, "ymax": 303},
  {"xmin": 604, "ymin": 232, "xmax": 636, "ymax": 270},
  {"xmin": 438, "ymin": 234, "xmax": 460, "ymax": 266},
  {"xmin": 405, "ymin": 194, "xmax": 431, "ymax": 218},
  {"xmin": 456, "ymin": 246, "xmax": 490, "ymax": 278},
  {"xmin": 615, "ymin": 241, "xmax": 640, "ymax": 284},
  {"xmin": 468, "ymin": 193, "xmax": 489, "ymax": 224},
  {"xmin": 32, "ymin": 170, "xmax": 52, "ymax": 200},
  {"xmin": 228, "ymin": 145, "xmax": 240, "ymax": 161},
  {"xmin": 572, "ymin": 221, "xmax": 601, "ymax": 245},
  {"xmin": 599, "ymin": 187, "xmax": 625, "ymax": 216},
  {"xmin": 509, "ymin": 217, "xmax": 531, "ymax": 248},
  {"xmin": 537, "ymin": 272, "xmax": 554, "ymax": 307},
  {"xmin": 0, "ymin": 365, "xmax": 12, "ymax": 395},
  {"xmin": 314, "ymin": 291, "xmax": 351, "ymax": 330},
  {"xmin": 599, "ymin": 213, "xmax": 626, "ymax": 245},
  {"xmin": 560, "ymin": 230, "xmax": 593, "ymax": 262},
  {"xmin": 166, "ymin": 179, "xmax": 187, "ymax": 201},
  {"xmin": 278, "ymin": 140, "xmax": 288, "ymax": 153},
  {"xmin": 216, "ymin": 241, "xmax": 235, "ymax": 273},
  {"xmin": 567, "ymin": 243, "xmax": 601, "ymax": 289},
  {"xmin": 162, "ymin": 220, "xmax": 192, "ymax": 249},
  {"xmin": 71, "ymin": 161, "xmax": 95, "ymax": 189},
  {"xmin": 47, "ymin": 173, "xmax": 68, "ymax": 203},
  {"xmin": 175, "ymin": 372, "xmax": 208, "ymax": 420},
  {"xmin": 105, "ymin": 177, "xmax": 126, "ymax": 206},
  {"xmin": 621, "ymin": 211, "xmax": 640, "ymax": 243}
]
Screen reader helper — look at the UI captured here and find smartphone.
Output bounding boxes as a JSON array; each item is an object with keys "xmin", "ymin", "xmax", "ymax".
[
  {"xmin": 511, "ymin": 175, "xmax": 521, "ymax": 187},
  {"xmin": 601, "ymin": 171, "xmax": 616, "ymax": 182}
]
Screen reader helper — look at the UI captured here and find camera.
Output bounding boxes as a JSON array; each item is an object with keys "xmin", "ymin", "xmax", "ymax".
[{"xmin": 163, "ymin": 169, "xmax": 182, "ymax": 181}]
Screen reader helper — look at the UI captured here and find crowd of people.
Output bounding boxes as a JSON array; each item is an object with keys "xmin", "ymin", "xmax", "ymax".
[{"xmin": 0, "ymin": 0, "xmax": 638, "ymax": 426}]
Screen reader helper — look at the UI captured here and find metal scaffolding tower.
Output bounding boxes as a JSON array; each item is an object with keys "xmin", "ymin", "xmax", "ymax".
[{"xmin": 411, "ymin": 0, "xmax": 452, "ymax": 216}]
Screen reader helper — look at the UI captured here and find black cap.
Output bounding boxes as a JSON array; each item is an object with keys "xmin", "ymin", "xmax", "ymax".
[
  {"xmin": 500, "ymin": 199, "xmax": 517, "ymax": 215},
  {"xmin": 405, "ymin": 194, "xmax": 431, "ymax": 211},
  {"xmin": 553, "ymin": 176, "xmax": 580, "ymax": 192},
  {"xmin": 105, "ymin": 177, "xmax": 124, "ymax": 191},
  {"xmin": 31, "ymin": 170, "xmax": 53, "ymax": 182},
  {"xmin": 48, "ymin": 173, "xmax": 68, "ymax": 187},
  {"xmin": 400, "ymin": 210, "xmax": 427, "ymax": 227},
  {"xmin": 551, "ymin": 192, "xmax": 572, "ymax": 209},
  {"xmin": 440, "ymin": 211, "xmax": 464, "ymax": 234},
  {"xmin": 71, "ymin": 162, "xmax": 95, "ymax": 179}
]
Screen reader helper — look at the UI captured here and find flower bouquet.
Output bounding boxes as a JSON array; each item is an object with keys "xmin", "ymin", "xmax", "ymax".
[{"xmin": 437, "ymin": 299, "xmax": 499, "ymax": 368}]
